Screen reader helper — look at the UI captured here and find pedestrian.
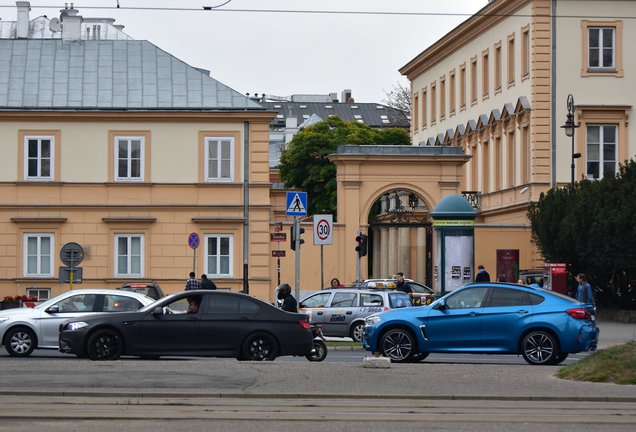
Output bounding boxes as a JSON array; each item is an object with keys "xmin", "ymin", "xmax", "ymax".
[
  {"xmin": 575, "ymin": 273, "xmax": 595, "ymax": 305},
  {"xmin": 395, "ymin": 272, "xmax": 412, "ymax": 297},
  {"xmin": 330, "ymin": 278, "xmax": 343, "ymax": 288},
  {"xmin": 475, "ymin": 265, "xmax": 491, "ymax": 282},
  {"xmin": 276, "ymin": 283, "xmax": 297, "ymax": 313},
  {"xmin": 200, "ymin": 274, "xmax": 217, "ymax": 290},
  {"xmin": 186, "ymin": 296, "xmax": 201, "ymax": 314},
  {"xmin": 184, "ymin": 271, "xmax": 201, "ymax": 291}
]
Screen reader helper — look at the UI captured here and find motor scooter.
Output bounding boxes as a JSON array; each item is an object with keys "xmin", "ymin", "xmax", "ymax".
[{"xmin": 305, "ymin": 323, "xmax": 328, "ymax": 362}]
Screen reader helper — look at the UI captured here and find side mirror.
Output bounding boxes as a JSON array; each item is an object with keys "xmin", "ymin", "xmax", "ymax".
[
  {"xmin": 152, "ymin": 307, "xmax": 163, "ymax": 316},
  {"xmin": 46, "ymin": 305, "xmax": 59, "ymax": 313},
  {"xmin": 433, "ymin": 299, "xmax": 447, "ymax": 310}
]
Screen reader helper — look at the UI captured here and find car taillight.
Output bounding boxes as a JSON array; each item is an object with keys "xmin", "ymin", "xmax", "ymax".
[
  {"xmin": 566, "ymin": 308, "xmax": 591, "ymax": 320},
  {"xmin": 299, "ymin": 320, "xmax": 310, "ymax": 329}
]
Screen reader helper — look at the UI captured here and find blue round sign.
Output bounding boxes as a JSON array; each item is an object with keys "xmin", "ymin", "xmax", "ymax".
[{"xmin": 188, "ymin": 232, "xmax": 200, "ymax": 249}]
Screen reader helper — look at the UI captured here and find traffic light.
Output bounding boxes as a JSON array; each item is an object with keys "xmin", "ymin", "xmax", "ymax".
[
  {"xmin": 290, "ymin": 224, "xmax": 305, "ymax": 251},
  {"xmin": 355, "ymin": 233, "xmax": 368, "ymax": 257}
]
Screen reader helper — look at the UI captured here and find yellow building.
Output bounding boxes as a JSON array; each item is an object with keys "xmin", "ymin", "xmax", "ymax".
[{"xmin": 400, "ymin": 0, "xmax": 635, "ymax": 281}]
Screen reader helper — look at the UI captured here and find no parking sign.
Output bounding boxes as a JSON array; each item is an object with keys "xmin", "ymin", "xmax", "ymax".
[{"xmin": 313, "ymin": 214, "xmax": 333, "ymax": 245}]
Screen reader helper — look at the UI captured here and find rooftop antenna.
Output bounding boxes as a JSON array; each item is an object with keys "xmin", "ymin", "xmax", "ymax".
[{"xmin": 117, "ymin": 1, "xmax": 120, "ymax": 8}]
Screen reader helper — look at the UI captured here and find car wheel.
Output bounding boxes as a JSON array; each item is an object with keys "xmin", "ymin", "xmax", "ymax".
[
  {"xmin": 521, "ymin": 331, "xmax": 559, "ymax": 365},
  {"xmin": 4, "ymin": 327, "xmax": 36, "ymax": 357},
  {"xmin": 380, "ymin": 328, "xmax": 416, "ymax": 363},
  {"xmin": 349, "ymin": 322, "xmax": 365, "ymax": 343},
  {"xmin": 305, "ymin": 339, "xmax": 328, "ymax": 362},
  {"xmin": 241, "ymin": 332, "xmax": 278, "ymax": 361},
  {"xmin": 411, "ymin": 352, "xmax": 430, "ymax": 362},
  {"xmin": 86, "ymin": 329, "xmax": 124, "ymax": 361},
  {"xmin": 550, "ymin": 351, "xmax": 569, "ymax": 365}
]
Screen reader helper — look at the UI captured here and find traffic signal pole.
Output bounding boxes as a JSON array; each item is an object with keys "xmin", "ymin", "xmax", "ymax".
[{"xmin": 294, "ymin": 218, "xmax": 301, "ymax": 301}]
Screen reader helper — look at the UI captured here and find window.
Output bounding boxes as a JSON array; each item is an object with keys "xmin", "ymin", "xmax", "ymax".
[
  {"xmin": 459, "ymin": 63, "xmax": 466, "ymax": 110},
  {"xmin": 331, "ymin": 292, "xmax": 357, "ymax": 307},
  {"xmin": 507, "ymin": 129, "xmax": 515, "ymax": 187},
  {"xmin": 430, "ymin": 81, "xmax": 437, "ymax": 124},
  {"xmin": 449, "ymin": 70, "xmax": 456, "ymax": 116},
  {"xmin": 521, "ymin": 125, "xmax": 530, "ymax": 183},
  {"xmin": 413, "ymin": 92, "xmax": 419, "ymax": 131},
  {"xmin": 487, "ymin": 288, "xmax": 531, "ymax": 307},
  {"xmin": 115, "ymin": 137, "xmax": 144, "ymax": 181},
  {"xmin": 115, "ymin": 234, "xmax": 144, "ymax": 277},
  {"xmin": 521, "ymin": 25, "xmax": 530, "ymax": 78},
  {"xmin": 27, "ymin": 288, "xmax": 50, "ymax": 302},
  {"xmin": 494, "ymin": 42, "xmax": 502, "ymax": 92},
  {"xmin": 446, "ymin": 287, "xmax": 488, "ymax": 309},
  {"xmin": 582, "ymin": 21, "xmax": 623, "ymax": 77},
  {"xmin": 440, "ymin": 76, "xmax": 446, "ymax": 120},
  {"xmin": 507, "ymin": 33, "xmax": 515, "ymax": 86},
  {"xmin": 586, "ymin": 125, "xmax": 617, "ymax": 179},
  {"xmin": 470, "ymin": 57, "xmax": 477, "ymax": 105},
  {"xmin": 588, "ymin": 27, "xmax": 615, "ymax": 69},
  {"xmin": 23, "ymin": 233, "xmax": 54, "ymax": 277},
  {"xmin": 482, "ymin": 49, "xmax": 489, "ymax": 99},
  {"xmin": 300, "ymin": 292, "xmax": 331, "ymax": 308},
  {"xmin": 104, "ymin": 295, "xmax": 144, "ymax": 312},
  {"xmin": 422, "ymin": 87, "xmax": 428, "ymax": 128},
  {"xmin": 360, "ymin": 293, "xmax": 383, "ymax": 307},
  {"xmin": 55, "ymin": 294, "xmax": 98, "ymax": 313},
  {"xmin": 24, "ymin": 136, "xmax": 54, "ymax": 181},
  {"xmin": 205, "ymin": 137, "xmax": 234, "ymax": 182},
  {"xmin": 205, "ymin": 234, "xmax": 232, "ymax": 277}
]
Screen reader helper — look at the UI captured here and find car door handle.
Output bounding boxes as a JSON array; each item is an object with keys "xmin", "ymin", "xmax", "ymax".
[
  {"xmin": 123, "ymin": 321, "xmax": 136, "ymax": 326},
  {"xmin": 346, "ymin": 311, "xmax": 352, "ymax": 315},
  {"xmin": 469, "ymin": 312, "xmax": 479, "ymax": 317},
  {"xmin": 517, "ymin": 310, "xmax": 529, "ymax": 314},
  {"xmin": 316, "ymin": 311, "xmax": 323, "ymax": 315}
]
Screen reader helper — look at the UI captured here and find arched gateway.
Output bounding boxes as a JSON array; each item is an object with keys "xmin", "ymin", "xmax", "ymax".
[{"xmin": 329, "ymin": 145, "xmax": 470, "ymax": 286}]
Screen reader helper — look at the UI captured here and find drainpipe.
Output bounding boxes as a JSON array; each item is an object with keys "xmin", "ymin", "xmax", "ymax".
[
  {"xmin": 243, "ymin": 122, "xmax": 250, "ymax": 294},
  {"xmin": 550, "ymin": 0, "xmax": 557, "ymax": 188}
]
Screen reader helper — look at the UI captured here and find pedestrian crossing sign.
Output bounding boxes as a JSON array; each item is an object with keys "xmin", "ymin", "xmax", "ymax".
[{"xmin": 286, "ymin": 191, "xmax": 307, "ymax": 216}]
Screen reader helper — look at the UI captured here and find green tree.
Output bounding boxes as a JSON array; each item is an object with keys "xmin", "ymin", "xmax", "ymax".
[
  {"xmin": 278, "ymin": 116, "xmax": 410, "ymax": 217},
  {"xmin": 528, "ymin": 159, "xmax": 636, "ymax": 308}
]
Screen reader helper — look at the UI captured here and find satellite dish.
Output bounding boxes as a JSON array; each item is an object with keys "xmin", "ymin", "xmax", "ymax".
[{"xmin": 49, "ymin": 17, "xmax": 61, "ymax": 32}]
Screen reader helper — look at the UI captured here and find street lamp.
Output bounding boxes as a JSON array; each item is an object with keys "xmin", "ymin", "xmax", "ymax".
[{"xmin": 561, "ymin": 94, "xmax": 581, "ymax": 187}]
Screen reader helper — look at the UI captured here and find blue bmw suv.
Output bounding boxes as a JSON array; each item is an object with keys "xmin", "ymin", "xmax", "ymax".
[{"xmin": 363, "ymin": 282, "xmax": 599, "ymax": 365}]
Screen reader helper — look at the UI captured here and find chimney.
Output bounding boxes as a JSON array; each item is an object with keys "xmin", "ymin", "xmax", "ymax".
[
  {"xmin": 341, "ymin": 89, "xmax": 352, "ymax": 104},
  {"xmin": 16, "ymin": 1, "xmax": 31, "ymax": 39},
  {"xmin": 60, "ymin": 3, "xmax": 83, "ymax": 41},
  {"xmin": 329, "ymin": 92, "xmax": 338, "ymax": 103}
]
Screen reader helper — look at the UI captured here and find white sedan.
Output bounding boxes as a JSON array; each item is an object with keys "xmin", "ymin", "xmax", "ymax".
[{"xmin": 0, "ymin": 289, "xmax": 154, "ymax": 357}]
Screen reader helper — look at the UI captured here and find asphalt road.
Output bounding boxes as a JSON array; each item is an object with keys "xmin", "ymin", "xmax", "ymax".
[{"xmin": 0, "ymin": 319, "xmax": 634, "ymax": 431}]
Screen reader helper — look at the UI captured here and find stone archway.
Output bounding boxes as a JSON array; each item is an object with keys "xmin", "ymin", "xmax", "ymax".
[{"xmin": 329, "ymin": 145, "xmax": 470, "ymax": 284}]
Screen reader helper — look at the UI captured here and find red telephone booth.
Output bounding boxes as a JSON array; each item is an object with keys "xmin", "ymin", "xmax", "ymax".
[{"xmin": 544, "ymin": 263, "xmax": 567, "ymax": 294}]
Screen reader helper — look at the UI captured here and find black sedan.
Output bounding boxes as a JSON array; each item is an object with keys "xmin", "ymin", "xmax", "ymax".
[{"xmin": 59, "ymin": 291, "xmax": 312, "ymax": 361}]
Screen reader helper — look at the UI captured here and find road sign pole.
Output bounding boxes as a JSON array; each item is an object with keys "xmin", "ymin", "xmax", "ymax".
[
  {"xmin": 192, "ymin": 247, "xmax": 196, "ymax": 275},
  {"xmin": 277, "ymin": 240, "xmax": 281, "ymax": 287},
  {"xmin": 294, "ymin": 218, "xmax": 301, "ymax": 301},
  {"xmin": 356, "ymin": 230, "xmax": 361, "ymax": 283},
  {"xmin": 70, "ymin": 253, "xmax": 74, "ymax": 290},
  {"xmin": 320, "ymin": 245, "xmax": 324, "ymax": 290}
]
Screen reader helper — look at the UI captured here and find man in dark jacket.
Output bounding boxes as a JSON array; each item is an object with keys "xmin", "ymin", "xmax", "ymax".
[
  {"xmin": 276, "ymin": 283, "xmax": 297, "ymax": 313},
  {"xmin": 475, "ymin": 265, "xmax": 491, "ymax": 282},
  {"xmin": 395, "ymin": 272, "xmax": 412, "ymax": 297},
  {"xmin": 200, "ymin": 274, "xmax": 217, "ymax": 290}
]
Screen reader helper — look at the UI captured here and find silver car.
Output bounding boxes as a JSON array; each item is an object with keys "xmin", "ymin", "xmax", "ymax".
[
  {"xmin": 0, "ymin": 289, "xmax": 154, "ymax": 357},
  {"xmin": 299, "ymin": 288, "xmax": 412, "ymax": 342}
]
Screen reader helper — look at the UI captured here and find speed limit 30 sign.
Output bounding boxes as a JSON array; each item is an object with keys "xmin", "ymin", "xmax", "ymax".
[{"xmin": 313, "ymin": 214, "xmax": 333, "ymax": 245}]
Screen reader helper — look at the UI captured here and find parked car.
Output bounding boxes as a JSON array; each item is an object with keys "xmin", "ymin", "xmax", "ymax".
[
  {"xmin": 59, "ymin": 291, "xmax": 312, "ymax": 361},
  {"xmin": 518, "ymin": 269, "xmax": 546, "ymax": 288},
  {"xmin": 299, "ymin": 288, "xmax": 412, "ymax": 342},
  {"xmin": 118, "ymin": 282, "xmax": 165, "ymax": 300},
  {"xmin": 0, "ymin": 289, "xmax": 154, "ymax": 357},
  {"xmin": 363, "ymin": 282, "xmax": 599, "ymax": 365},
  {"xmin": 355, "ymin": 278, "xmax": 436, "ymax": 305}
]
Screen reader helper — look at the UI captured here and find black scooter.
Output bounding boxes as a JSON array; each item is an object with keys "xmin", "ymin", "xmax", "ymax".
[{"xmin": 305, "ymin": 323, "xmax": 328, "ymax": 362}]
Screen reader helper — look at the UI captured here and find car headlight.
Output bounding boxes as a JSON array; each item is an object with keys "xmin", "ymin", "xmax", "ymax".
[
  {"xmin": 66, "ymin": 321, "xmax": 88, "ymax": 331},
  {"xmin": 365, "ymin": 315, "xmax": 382, "ymax": 327},
  {"xmin": 0, "ymin": 317, "xmax": 9, "ymax": 324}
]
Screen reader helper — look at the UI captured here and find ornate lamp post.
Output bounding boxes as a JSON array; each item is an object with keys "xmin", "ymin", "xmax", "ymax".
[{"xmin": 561, "ymin": 94, "xmax": 581, "ymax": 187}]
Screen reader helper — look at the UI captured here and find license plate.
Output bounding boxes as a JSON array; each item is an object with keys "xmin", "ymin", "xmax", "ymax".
[{"xmin": 590, "ymin": 314, "xmax": 596, "ymax": 321}]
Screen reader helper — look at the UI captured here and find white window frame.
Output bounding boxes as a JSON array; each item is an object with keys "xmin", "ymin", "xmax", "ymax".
[
  {"xmin": 114, "ymin": 234, "xmax": 144, "ymax": 277},
  {"xmin": 204, "ymin": 234, "xmax": 233, "ymax": 277},
  {"xmin": 27, "ymin": 287, "xmax": 50, "ymax": 301},
  {"xmin": 23, "ymin": 233, "xmax": 54, "ymax": 277},
  {"xmin": 586, "ymin": 124, "xmax": 617, "ymax": 180},
  {"xmin": 114, "ymin": 136, "xmax": 145, "ymax": 182},
  {"xmin": 588, "ymin": 26, "xmax": 615, "ymax": 70},
  {"xmin": 205, "ymin": 137, "xmax": 234, "ymax": 182},
  {"xmin": 24, "ymin": 136, "xmax": 54, "ymax": 181}
]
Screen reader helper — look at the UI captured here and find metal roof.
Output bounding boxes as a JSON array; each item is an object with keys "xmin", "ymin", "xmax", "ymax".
[
  {"xmin": 259, "ymin": 101, "xmax": 409, "ymax": 129},
  {"xmin": 0, "ymin": 39, "xmax": 263, "ymax": 110}
]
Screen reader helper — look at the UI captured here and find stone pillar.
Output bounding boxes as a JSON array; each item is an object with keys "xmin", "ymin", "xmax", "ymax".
[
  {"xmin": 388, "ymin": 227, "xmax": 398, "ymax": 277},
  {"xmin": 372, "ymin": 227, "xmax": 381, "ymax": 278},
  {"xmin": 380, "ymin": 227, "xmax": 389, "ymax": 278},
  {"xmin": 416, "ymin": 227, "xmax": 427, "ymax": 282},
  {"xmin": 398, "ymin": 227, "xmax": 410, "ymax": 276}
]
